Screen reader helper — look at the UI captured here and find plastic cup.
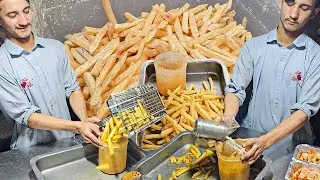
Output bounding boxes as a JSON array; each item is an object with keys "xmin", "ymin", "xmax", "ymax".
[
  {"xmin": 217, "ymin": 140, "xmax": 250, "ymax": 180},
  {"xmin": 98, "ymin": 137, "xmax": 128, "ymax": 174},
  {"xmin": 154, "ymin": 51, "xmax": 187, "ymax": 96}
]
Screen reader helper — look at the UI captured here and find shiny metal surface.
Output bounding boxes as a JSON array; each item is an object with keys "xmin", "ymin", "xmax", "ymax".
[
  {"xmin": 131, "ymin": 131, "xmax": 272, "ymax": 180},
  {"xmin": 30, "ymin": 139, "xmax": 146, "ymax": 180},
  {"xmin": 139, "ymin": 59, "xmax": 230, "ymax": 96},
  {"xmin": 194, "ymin": 118, "xmax": 230, "ymax": 140},
  {"xmin": 136, "ymin": 59, "xmax": 230, "ymax": 152}
]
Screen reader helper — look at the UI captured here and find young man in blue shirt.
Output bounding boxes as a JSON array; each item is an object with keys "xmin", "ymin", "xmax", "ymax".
[
  {"xmin": 0, "ymin": 0, "xmax": 103, "ymax": 148},
  {"xmin": 223, "ymin": 0, "xmax": 320, "ymax": 164}
]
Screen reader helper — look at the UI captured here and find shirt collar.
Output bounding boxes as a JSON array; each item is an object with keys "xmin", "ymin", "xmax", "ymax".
[
  {"xmin": 267, "ymin": 28, "xmax": 307, "ymax": 48},
  {"xmin": 4, "ymin": 34, "xmax": 45, "ymax": 56}
]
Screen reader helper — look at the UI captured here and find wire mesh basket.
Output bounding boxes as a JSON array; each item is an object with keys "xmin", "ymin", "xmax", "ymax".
[{"xmin": 98, "ymin": 84, "xmax": 166, "ymax": 137}]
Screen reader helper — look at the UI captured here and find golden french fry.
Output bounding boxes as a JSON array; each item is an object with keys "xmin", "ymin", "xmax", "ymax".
[
  {"xmin": 174, "ymin": 18, "xmax": 187, "ymax": 48},
  {"xmin": 94, "ymin": 38, "xmax": 120, "ymax": 61},
  {"xmin": 84, "ymin": 26, "xmax": 100, "ymax": 35},
  {"xmin": 65, "ymin": 34, "xmax": 90, "ymax": 52},
  {"xmin": 113, "ymin": 60, "xmax": 141, "ymax": 86},
  {"xmin": 225, "ymin": 37, "xmax": 240, "ymax": 51},
  {"xmin": 124, "ymin": 12, "xmax": 138, "ymax": 22},
  {"xmin": 182, "ymin": 11, "xmax": 189, "ymax": 34},
  {"xmin": 115, "ymin": 19, "xmax": 144, "ymax": 33},
  {"xmin": 88, "ymin": 24, "xmax": 108, "ymax": 54},
  {"xmin": 143, "ymin": 7, "xmax": 157, "ymax": 31},
  {"xmin": 102, "ymin": 0, "xmax": 117, "ymax": 24},
  {"xmin": 194, "ymin": 21, "xmax": 236, "ymax": 44},
  {"xmin": 194, "ymin": 44, "xmax": 236, "ymax": 67},
  {"xmin": 102, "ymin": 52, "xmax": 128, "ymax": 93},
  {"xmin": 142, "ymin": 144, "xmax": 161, "ymax": 149},
  {"xmin": 225, "ymin": 25, "xmax": 245, "ymax": 38},
  {"xmin": 190, "ymin": 4, "xmax": 208, "ymax": 14},
  {"xmin": 145, "ymin": 134, "xmax": 163, "ymax": 140},
  {"xmin": 189, "ymin": 11, "xmax": 199, "ymax": 38},
  {"xmin": 64, "ymin": 44, "xmax": 80, "ymax": 69}
]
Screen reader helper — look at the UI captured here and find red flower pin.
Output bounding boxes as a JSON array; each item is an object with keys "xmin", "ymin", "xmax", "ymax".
[
  {"xmin": 21, "ymin": 78, "xmax": 33, "ymax": 88},
  {"xmin": 291, "ymin": 71, "xmax": 303, "ymax": 86}
]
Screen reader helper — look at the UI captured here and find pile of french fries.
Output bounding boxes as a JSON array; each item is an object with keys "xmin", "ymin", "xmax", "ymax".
[
  {"xmin": 100, "ymin": 99, "xmax": 151, "ymax": 154},
  {"xmin": 64, "ymin": 0, "xmax": 251, "ymax": 119},
  {"xmin": 157, "ymin": 145, "xmax": 215, "ymax": 180},
  {"xmin": 142, "ymin": 77, "xmax": 224, "ymax": 150}
]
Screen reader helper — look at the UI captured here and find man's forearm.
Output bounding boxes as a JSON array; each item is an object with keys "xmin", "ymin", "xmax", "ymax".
[
  {"xmin": 28, "ymin": 113, "xmax": 81, "ymax": 133},
  {"xmin": 69, "ymin": 90, "xmax": 88, "ymax": 122},
  {"xmin": 224, "ymin": 93, "xmax": 240, "ymax": 117},
  {"xmin": 261, "ymin": 110, "xmax": 307, "ymax": 148}
]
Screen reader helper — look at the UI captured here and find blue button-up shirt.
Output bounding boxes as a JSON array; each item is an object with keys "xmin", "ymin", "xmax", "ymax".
[
  {"xmin": 0, "ymin": 36, "xmax": 80, "ymax": 149},
  {"xmin": 226, "ymin": 28, "xmax": 320, "ymax": 158}
]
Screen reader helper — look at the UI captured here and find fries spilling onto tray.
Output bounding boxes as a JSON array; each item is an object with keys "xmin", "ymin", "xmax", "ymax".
[
  {"xmin": 64, "ymin": 0, "xmax": 252, "ymax": 120},
  {"xmin": 157, "ymin": 145, "xmax": 215, "ymax": 180},
  {"xmin": 141, "ymin": 77, "xmax": 224, "ymax": 150}
]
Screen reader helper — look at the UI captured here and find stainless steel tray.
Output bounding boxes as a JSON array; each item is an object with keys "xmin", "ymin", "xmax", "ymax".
[
  {"xmin": 139, "ymin": 59, "xmax": 230, "ymax": 96},
  {"xmin": 135, "ymin": 59, "xmax": 230, "ymax": 152},
  {"xmin": 30, "ymin": 140, "xmax": 146, "ymax": 180},
  {"xmin": 131, "ymin": 131, "xmax": 272, "ymax": 180}
]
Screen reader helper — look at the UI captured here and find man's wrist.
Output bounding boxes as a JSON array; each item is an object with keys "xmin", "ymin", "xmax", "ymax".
[
  {"xmin": 260, "ymin": 133, "xmax": 273, "ymax": 149},
  {"xmin": 72, "ymin": 121, "xmax": 82, "ymax": 134}
]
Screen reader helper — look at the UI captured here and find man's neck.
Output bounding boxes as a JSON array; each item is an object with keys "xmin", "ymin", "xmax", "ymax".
[
  {"xmin": 277, "ymin": 24, "xmax": 303, "ymax": 47},
  {"xmin": 9, "ymin": 35, "xmax": 34, "ymax": 51}
]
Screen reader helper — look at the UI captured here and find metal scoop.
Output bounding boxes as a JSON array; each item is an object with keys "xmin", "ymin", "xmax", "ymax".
[
  {"xmin": 194, "ymin": 118, "xmax": 240, "ymax": 140},
  {"xmin": 194, "ymin": 118, "xmax": 245, "ymax": 154}
]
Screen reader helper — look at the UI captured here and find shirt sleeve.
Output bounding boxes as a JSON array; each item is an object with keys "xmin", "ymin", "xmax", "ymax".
[
  {"xmin": 0, "ymin": 70, "xmax": 40, "ymax": 125},
  {"xmin": 59, "ymin": 43, "xmax": 80, "ymax": 98},
  {"xmin": 291, "ymin": 53, "xmax": 320, "ymax": 119},
  {"xmin": 225, "ymin": 43, "xmax": 254, "ymax": 106}
]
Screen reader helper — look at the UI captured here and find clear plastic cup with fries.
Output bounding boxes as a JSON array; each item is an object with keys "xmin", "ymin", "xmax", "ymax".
[
  {"xmin": 217, "ymin": 139, "xmax": 250, "ymax": 180},
  {"xmin": 154, "ymin": 51, "xmax": 187, "ymax": 96},
  {"xmin": 98, "ymin": 137, "xmax": 128, "ymax": 174}
]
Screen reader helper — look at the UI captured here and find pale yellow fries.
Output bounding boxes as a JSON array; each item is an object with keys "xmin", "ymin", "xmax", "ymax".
[
  {"xmin": 64, "ymin": 0, "xmax": 251, "ymax": 119},
  {"xmin": 141, "ymin": 77, "xmax": 224, "ymax": 150}
]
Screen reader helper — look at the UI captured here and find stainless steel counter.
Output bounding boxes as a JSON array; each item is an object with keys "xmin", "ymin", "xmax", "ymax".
[{"xmin": 0, "ymin": 128, "xmax": 291, "ymax": 180}]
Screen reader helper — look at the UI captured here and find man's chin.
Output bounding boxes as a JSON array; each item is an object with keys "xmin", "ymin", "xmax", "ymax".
[
  {"xmin": 16, "ymin": 33, "xmax": 32, "ymax": 40},
  {"xmin": 283, "ymin": 24, "xmax": 302, "ymax": 33}
]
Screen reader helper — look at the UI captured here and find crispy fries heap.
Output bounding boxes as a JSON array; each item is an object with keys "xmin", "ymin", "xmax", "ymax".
[
  {"xmin": 142, "ymin": 77, "xmax": 224, "ymax": 150},
  {"xmin": 64, "ymin": 0, "xmax": 251, "ymax": 119}
]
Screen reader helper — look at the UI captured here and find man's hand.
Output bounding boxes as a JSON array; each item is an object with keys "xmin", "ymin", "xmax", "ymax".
[
  {"xmin": 216, "ymin": 115, "xmax": 236, "ymax": 126},
  {"xmin": 241, "ymin": 136, "xmax": 269, "ymax": 165},
  {"xmin": 84, "ymin": 116, "xmax": 101, "ymax": 123},
  {"xmin": 76, "ymin": 122, "xmax": 104, "ymax": 148}
]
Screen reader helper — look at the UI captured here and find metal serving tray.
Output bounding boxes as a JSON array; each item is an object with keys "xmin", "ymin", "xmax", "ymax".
[
  {"xmin": 131, "ymin": 131, "xmax": 272, "ymax": 180},
  {"xmin": 292, "ymin": 144, "xmax": 320, "ymax": 166},
  {"xmin": 139, "ymin": 59, "xmax": 230, "ymax": 96},
  {"xmin": 285, "ymin": 160, "xmax": 320, "ymax": 180},
  {"xmin": 30, "ymin": 140, "xmax": 145, "ymax": 180},
  {"xmin": 135, "ymin": 59, "xmax": 230, "ymax": 152}
]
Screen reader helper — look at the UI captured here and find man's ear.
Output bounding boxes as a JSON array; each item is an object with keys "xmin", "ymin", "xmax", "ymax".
[{"xmin": 311, "ymin": 8, "xmax": 320, "ymax": 19}]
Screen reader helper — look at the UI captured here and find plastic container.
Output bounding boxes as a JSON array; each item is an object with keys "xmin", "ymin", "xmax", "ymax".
[
  {"xmin": 154, "ymin": 51, "xmax": 187, "ymax": 96},
  {"xmin": 217, "ymin": 140, "xmax": 250, "ymax": 180},
  {"xmin": 98, "ymin": 137, "xmax": 129, "ymax": 174}
]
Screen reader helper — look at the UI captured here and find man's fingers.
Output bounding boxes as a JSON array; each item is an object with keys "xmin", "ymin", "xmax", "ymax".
[
  {"xmin": 88, "ymin": 116, "xmax": 101, "ymax": 123},
  {"xmin": 86, "ymin": 131, "xmax": 103, "ymax": 147},
  {"xmin": 241, "ymin": 144, "xmax": 257, "ymax": 162},
  {"xmin": 243, "ymin": 138, "xmax": 255, "ymax": 147},
  {"xmin": 248, "ymin": 149, "xmax": 262, "ymax": 164},
  {"xmin": 83, "ymin": 136, "xmax": 92, "ymax": 144},
  {"xmin": 91, "ymin": 124, "xmax": 101, "ymax": 136}
]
